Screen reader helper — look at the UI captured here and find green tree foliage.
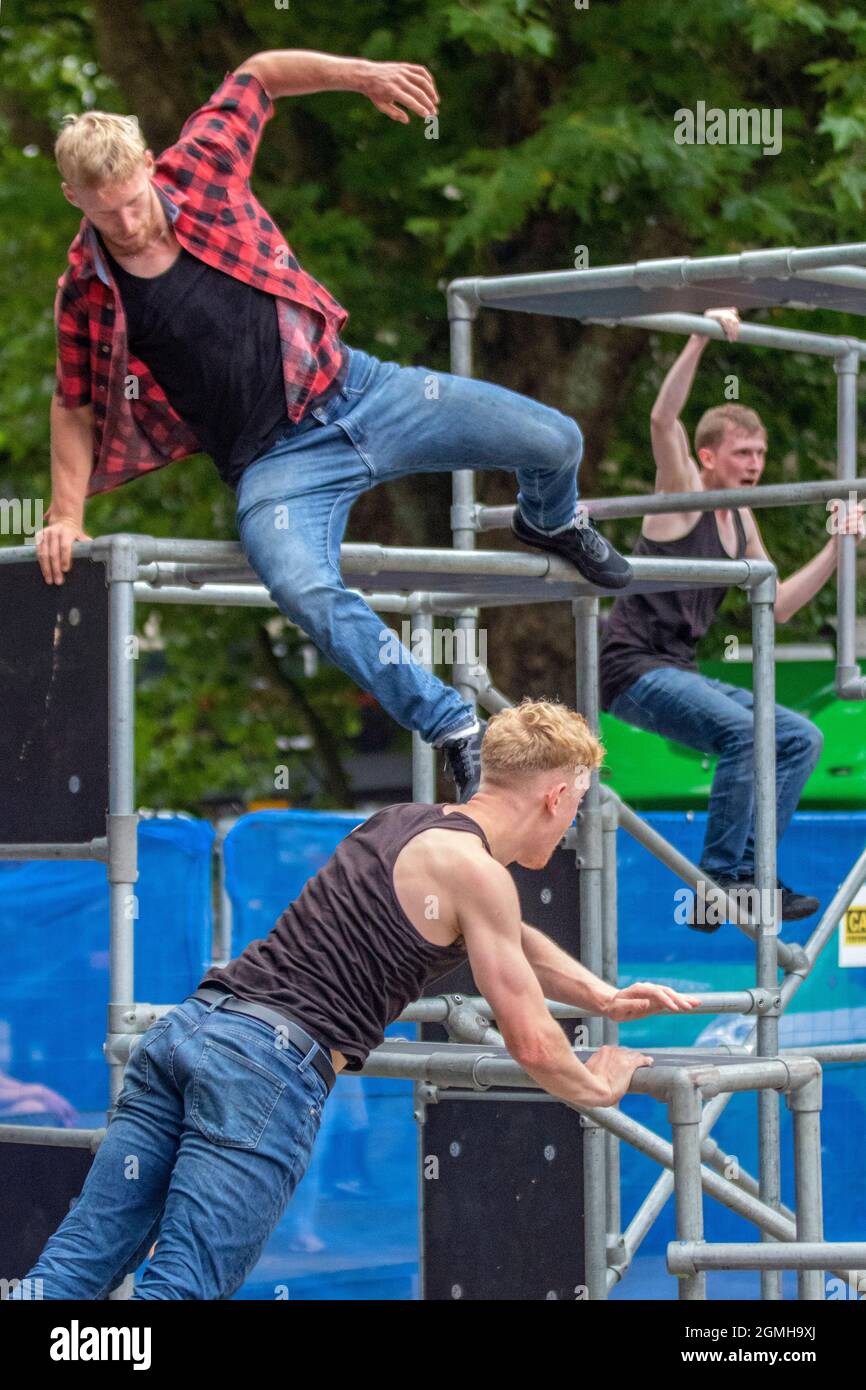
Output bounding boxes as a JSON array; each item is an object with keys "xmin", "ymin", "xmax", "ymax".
[{"xmin": 1, "ymin": 1, "xmax": 864, "ymax": 807}]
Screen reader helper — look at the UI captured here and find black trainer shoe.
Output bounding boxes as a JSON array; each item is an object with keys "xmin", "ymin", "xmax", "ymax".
[
  {"xmin": 722, "ymin": 874, "xmax": 819, "ymax": 922},
  {"xmin": 686, "ymin": 874, "xmax": 820, "ymax": 932},
  {"xmin": 512, "ymin": 508, "xmax": 633, "ymax": 590},
  {"xmin": 684, "ymin": 876, "xmax": 734, "ymax": 934},
  {"xmin": 441, "ymin": 720, "xmax": 487, "ymax": 803},
  {"xmin": 777, "ymin": 880, "xmax": 820, "ymax": 921},
  {"xmin": 685, "ymin": 873, "xmax": 762, "ymax": 933}
]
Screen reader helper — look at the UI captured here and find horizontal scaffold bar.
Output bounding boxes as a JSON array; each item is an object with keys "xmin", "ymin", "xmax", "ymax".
[
  {"xmin": 668, "ymin": 1240, "xmax": 866, "ymax": 1275},
  {"xmin": 480, "ymin": 478, "xmax": 866, "ymax": 529},
  {"xmin": 448, "ymin": 243, "xmax": 866, "ymax": 308},
  {"xmin": 0, "ymin": 538, "xmax": 777, "ymax": 600}
]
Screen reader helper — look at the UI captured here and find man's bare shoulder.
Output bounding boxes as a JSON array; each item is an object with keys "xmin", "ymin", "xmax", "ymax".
[{"xmin": 396, "ymin": 822, "xmax": 510, "ymax": 889}]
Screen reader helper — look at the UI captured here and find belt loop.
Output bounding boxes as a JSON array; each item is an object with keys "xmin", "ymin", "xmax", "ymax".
[
  {"xmin": 207, "ymin": 991, "xmax": 234, "ymax": 1014},
  {"xmin": 297, "ymin": 1040, "xmax": 321, "ymax": 1074}
]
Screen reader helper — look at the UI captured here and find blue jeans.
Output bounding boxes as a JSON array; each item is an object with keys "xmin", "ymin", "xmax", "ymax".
[
  {"xmin": 609, "ymin": 666, "xmax": 824, "ymax": 879},
  {"xmin": 235, "ymin": 345, "xmax": 582, "ymax": 746},
  {"xmin": 6, "ymin": 993, "xmax": 329, "ymax": 1300}
]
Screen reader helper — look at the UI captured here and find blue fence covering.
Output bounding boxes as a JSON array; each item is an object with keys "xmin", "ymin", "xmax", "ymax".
[
  {"xmin": 220, "ymin": 809, "xmax": 420, "ymax": 1299},
  {"xmin": 0, "ymin": 815, "xmax": 213, "ymax": 1115},
  {"xmin": 1, "ymin": 807, "xmax": 863, "ymax": 1299},
  {"xmin": 610, "ymin": 810, "xmax": 866, "ymax": 1301}
]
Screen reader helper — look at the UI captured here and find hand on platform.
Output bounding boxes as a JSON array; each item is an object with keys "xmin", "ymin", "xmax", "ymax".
[
  {"xmin": 584, "ymin": 1044, "xmax": 654, "ymax": 1105},
  {"xmin": 602, "ymin": 982, "xmax": 700, "ymax": 1022},
  {"xmin": 35, "ymin": 517, "xmax": 92, "ymax": 585}
]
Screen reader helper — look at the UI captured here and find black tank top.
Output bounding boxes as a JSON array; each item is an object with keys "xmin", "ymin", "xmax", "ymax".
[
  {"xmin": 198, "ymin": 803, "xmax": 489, "ymax": 1071},
  {"xmin": 599, "ymin": 508, "xmax": 747, "ymax": 711}
]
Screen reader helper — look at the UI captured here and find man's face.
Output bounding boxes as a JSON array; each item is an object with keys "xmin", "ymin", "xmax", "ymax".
[
  {"xmin": 515, "ymin": 765, "xmax": 592, "ymax": 870},
  {"xmin": 61, "ymin": 153, "xmax": 159, "ymax": 256},
  {"xmin": 698, "ymin": 427, "xmax": 767, "ymax": 489}
]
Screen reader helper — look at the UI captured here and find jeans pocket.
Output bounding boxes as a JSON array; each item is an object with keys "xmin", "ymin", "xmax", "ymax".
[
  {"xmin": 117, "ymin": 1017, "xmax": 173, "ymax": 1102},
  {"xmin": 191, "ymin": 1038, "xmax": 286, "ymax": 1149},
  {"xmin": 340, "ymin": 347, "xmax": 377, "ymax": 398}
]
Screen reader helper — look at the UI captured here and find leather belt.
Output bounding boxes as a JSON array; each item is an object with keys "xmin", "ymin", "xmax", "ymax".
[{"xmin": 190, "ymin": 986, "xmax": 336, "ymax": 1095}]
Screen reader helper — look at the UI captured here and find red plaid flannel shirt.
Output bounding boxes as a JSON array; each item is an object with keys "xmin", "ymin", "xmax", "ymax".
[{"xmin": 52, "ymin": 69, "xmax": 349, "ymax": 509}]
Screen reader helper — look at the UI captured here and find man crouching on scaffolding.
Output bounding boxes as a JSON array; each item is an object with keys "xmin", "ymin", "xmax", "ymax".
[
  {"xmin": 6, "ymin": 701, "xmax": 698, "ymax": 1300},
  {"xmin": 599, "ymin": 306, "xmax": 866, "ymax": 932}
]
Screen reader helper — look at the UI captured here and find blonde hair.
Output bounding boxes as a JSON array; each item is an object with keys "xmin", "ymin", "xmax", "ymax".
[
  {"xmin": 55, "ymin": 111, "xmax": 147, "ymax": 189},
  {"xmin": 695, "ymin": 404, "xmax": 767, "ymax": 454},
  {"xmin": 480, "ymin": 698, "xmax": 605, "ymax": 787}
]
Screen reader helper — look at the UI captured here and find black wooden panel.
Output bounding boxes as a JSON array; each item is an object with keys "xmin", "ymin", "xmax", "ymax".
[
  {"xmin": 0, "ymin": 560, "xmax": 109, "ymax": 843},
  {"xmin": 421, "ymin": 845, "xmax": 584, "ymax": 1299},
  {"xmin": 0, "ymin": 1136, "xmax": 93, "ymax": 1283}
]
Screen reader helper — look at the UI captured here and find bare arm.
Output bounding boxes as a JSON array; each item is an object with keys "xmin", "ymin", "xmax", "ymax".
[
  {"xmin": 238, "ymin": 50, "xmax": 438, "ymax": 122},
  {"xmin": 457, "ymin": 858, "xmax": 651, "ymax": 1107},
  {"xmin": 649, "ymin": 308, "xmax": 741, "ymax": 494},
  {"xmin": 39, "ymin": 396, "xmax": 93, "ymax": 584},
  {"xmin": 649, "ymin": 335, "xmax": 707, "ymax": 494},
  {"xmin": 520, "ymin": 922, "xmax": 615, "ymax": 1012},
  {"xmin": 743, "ymin": 502, "xmax": 866, "ymax": 625},
  {"xmin": 520, "ymin": 922, "xmax": 699, "ymax": 1021}
]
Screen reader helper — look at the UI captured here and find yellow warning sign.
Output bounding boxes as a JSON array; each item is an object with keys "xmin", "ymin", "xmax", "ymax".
[{"xmin": 844, "ymin": 907, "xmax": 866, "ymax": 945}]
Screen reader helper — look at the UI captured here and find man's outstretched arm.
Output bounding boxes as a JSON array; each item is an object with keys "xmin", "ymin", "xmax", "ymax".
[
  {"xmin": 237, "ymin": 49, "xmax": 438, "ymax": 122},
  {"xmin": 520, "ymin": 922, "xmax": 699, "ymax": 1021},
  {"xmin": 743, "ymin": 499, "xmax": 866, "ymax": 624}
]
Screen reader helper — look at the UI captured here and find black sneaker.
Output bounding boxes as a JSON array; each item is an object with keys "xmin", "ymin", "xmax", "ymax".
[
  {"xmin": 512, "ymin": 508, "xmax": 633, "ymax": 590},
  {"xmin": 686, "ymin": 874, "xmax": 819, "ymax": 932},
  {"xmin": 777, "ymin": 879, "xmax": 820, "ymax": 921},
  {"xmin": 686, "ymin": 873, "xmax": 762, "ymax": 933},
  {"xmin": 724, "ymin": 874, "xmax": 820, "ymax": 922},
  {"xmin": 441, "ymin": 721, "xmax": 487, "ymax": 803}
]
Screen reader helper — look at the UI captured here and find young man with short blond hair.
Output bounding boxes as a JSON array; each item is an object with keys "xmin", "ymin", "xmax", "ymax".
[{"xmin": 9, "ymin": 699, "xmax": 696, "ymax": 1300}]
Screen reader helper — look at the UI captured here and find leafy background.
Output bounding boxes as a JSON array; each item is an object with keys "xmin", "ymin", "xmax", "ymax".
[{"xmin": 1, "ymin": 0, "xmax": 865, "ymax": 809}]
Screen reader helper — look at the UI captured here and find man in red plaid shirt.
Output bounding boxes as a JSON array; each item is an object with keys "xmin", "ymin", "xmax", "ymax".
[{"xmin": 41, "ymin": 47, "xmax": 632, "ymax": 800}]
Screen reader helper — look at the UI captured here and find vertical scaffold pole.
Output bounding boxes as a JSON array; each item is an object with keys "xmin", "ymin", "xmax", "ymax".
[
  {"xmin": 102, "ymin": 535, "xmax": 140, "ymax": 1112},
  {"xmin": 751, "ymin": 569, "xmax": 782, "ymax": 1299},
  {"xmin": 601, "ymin": 797, "xmax": 623, "ymax": 1265},
  {"xmin": 411, "ymin": 607, "xmax": 437, "ymax": 805},
  {"xmin": 411, "ymin": 604, "xmax": 436, "ymax": 1302},
  {"xmin": 448, "ymin": 292, "xmax": 481, "ymax": 709},
  {"xmin": 574, "ymin": 595, "xmax": 608, "ymax": 1299},
  {"xmin": 102, "ymin": 535, "xmax": 140, "ymax": 1303},
  {"xmin": 669, "ymin": 1077, "xmax": 706, "ymax": 1300},
  {"xmin": 834, "ymin": 349, "xmax": 863, "ymax": 698},
  {"xmin": 786, "ymin": 1070, "xmax": 826, "ymax": 1301}
]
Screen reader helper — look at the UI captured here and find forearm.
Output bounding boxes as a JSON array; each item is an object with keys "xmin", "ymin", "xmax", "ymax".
[
  {"xmin": 247, "ymin": 49, "xmax": 370, "ymax": 100},
  {"xmin": 49, "ymin": 398, "xmax": 92, "ymax": 525},
  {"xmin": 651, "ymin": 334, "xmax": 708, "ymax": 424},
  {"xmin": 517, "ymin": 1026, "xmax": 615, "ymax": 1107},
  {"xmin": 775, "ymin": 538, "xmax": 838, "ymax": 624},
  {"xmin": 521, "ymin": 923, "xmax": 615, "ymax": 1013}
]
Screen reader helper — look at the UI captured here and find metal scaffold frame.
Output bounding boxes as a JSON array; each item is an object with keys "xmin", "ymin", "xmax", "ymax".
[{"xmin": 1, "ymin": 243, "xmax": 865, "ymax": 1301}]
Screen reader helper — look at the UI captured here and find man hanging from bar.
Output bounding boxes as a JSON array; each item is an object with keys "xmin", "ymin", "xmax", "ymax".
[
  {"xmin": 598, "ymin": 307, "xmax": 866, "ymax": 931},
  {"xmin": 36, "ymin": 48, "xmax": 633, "ymax": 804}
]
